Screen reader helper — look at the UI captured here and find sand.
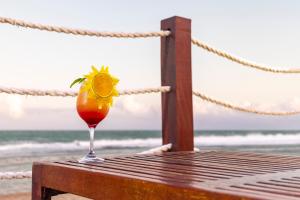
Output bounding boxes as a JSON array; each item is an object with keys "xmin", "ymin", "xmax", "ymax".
[
  {"xmin": 0, "ymin": 193, "xmax": 30, "ymax": 200},
  {"xmin": 0, "ymin": 193, "xmax": 90, "ymax": 200}
]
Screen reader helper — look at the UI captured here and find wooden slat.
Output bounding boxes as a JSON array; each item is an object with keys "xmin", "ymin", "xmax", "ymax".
[
  {"xmin": 127, "ymin": 155, "xmax": 285, "ymax": 174},
  {"xmin": 113, "ymin": 157, "xmax": 250, "ymax": 177},
  {"xmin": 120, "ymin": 156, "xmax": 272, "ymax": 174}
]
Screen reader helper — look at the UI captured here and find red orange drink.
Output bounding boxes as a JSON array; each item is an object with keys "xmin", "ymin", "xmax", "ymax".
[
  {"xmin": 72, "ymin": 66, "xmax": 119, "ymax": 163},
  {"xmin": 77, "ymin": 89, "xmax": 109, "ymax": 128},
  {"xmin": 76, "ymin": 87, "xmax": 109, "ymax": 163}
]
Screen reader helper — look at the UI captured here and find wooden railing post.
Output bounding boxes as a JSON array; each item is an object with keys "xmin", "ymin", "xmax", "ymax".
[{"xmin": 161, "ymin": 16, "xmax": 194, "ymax": 151}]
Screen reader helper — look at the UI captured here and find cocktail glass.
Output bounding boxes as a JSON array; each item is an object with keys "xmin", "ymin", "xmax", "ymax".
[{"xmin": 76, "ymin": 87, "xmax": 109, "ymax": 163}]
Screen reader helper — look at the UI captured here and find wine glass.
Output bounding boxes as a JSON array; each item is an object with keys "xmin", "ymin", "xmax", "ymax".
[{"xmin": 76, "ymin": 86, "xmax": 109, "ymax": 163}]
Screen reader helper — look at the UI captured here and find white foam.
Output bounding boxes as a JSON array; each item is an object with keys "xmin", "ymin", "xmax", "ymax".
[
  {"xmin": 195, "ymin": 133, "xmax": 300, "ymax": 146},
  {"xmin": 0, "ymin": 138, "xmax": 161, "ymax": 153},
  {"xmin": 1, "ymin": 133, "xmax": 300, "ymax": 154}
]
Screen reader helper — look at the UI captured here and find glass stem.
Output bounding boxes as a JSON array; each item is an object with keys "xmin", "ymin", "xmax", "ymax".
[{"xmin": 89, "ymin": 127, "xmax": 95, "ymax": 155}]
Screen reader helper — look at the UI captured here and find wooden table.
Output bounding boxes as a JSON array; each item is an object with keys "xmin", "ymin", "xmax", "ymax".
[{"xmin": 32, "ymin": 151, "xmax": 300, "ymax": 200}]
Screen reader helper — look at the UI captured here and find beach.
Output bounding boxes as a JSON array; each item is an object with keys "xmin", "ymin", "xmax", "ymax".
[{"xmin": 0, "ymin": 193, "xmax": 30, "ymax": 200}]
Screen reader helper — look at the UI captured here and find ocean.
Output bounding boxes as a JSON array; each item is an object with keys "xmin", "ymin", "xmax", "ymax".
[{"xmin": 1, "ymin": 130, "xmax": 300, "ymax": 195}]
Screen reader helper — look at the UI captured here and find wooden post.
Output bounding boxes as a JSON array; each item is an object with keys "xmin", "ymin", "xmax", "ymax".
[
  {"xmin": 32, "ymin": 163, "xmax": 43, "ymax": 200},
  {"xmin": 161, "ymin": 16, "xmax": 194, "ymax": 151}
]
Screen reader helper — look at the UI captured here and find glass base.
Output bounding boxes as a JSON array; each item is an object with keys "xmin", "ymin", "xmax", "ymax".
[{"xmin": 78, "ymin": 151, "xmax": 104, "ymax": 163}]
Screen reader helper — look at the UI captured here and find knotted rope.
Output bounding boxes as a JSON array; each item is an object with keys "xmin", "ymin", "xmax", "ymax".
[
  {"xmin": 0, "ymin": 86, "xmax": 299, "ymax": 116},
  {"xmin": 139, "ymin": 144, "xmax": 200, "ymax": 154},
  {"xmin": 1, "ymin": 16, "xmax": 299, "ymax": 73},
  {"xmin": 193, "ymin": 91, "xmax": 300, "ymax": 116},
  {"xmin": 0, "ymin": 171, "xmax": 32, "ymax": 180},
  {"xmin": 138, "ymin": 144, "xmax": 172, "ymax": 154},
  {"xmin": 0, "ymin": 16, "xmax": 171, "ymax": 38},
  {"xmin": 192, "ymin": 38, "xmax": 300, "ymax": 74},
  {"xmin": 0, "ymin": 86, "xmax": 171, "ymax": 97},
  {"xmin": 119, "ymin": 86, "xmax": 171, "ymax": 95}
]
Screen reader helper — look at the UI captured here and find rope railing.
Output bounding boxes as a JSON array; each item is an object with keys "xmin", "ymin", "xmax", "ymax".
[
  {"xmin": 0, "ymin": 86, "xmax": 171, "ymax": 97},
  {"xmin": 193, "ymin": 91, "xmax": 300, "ymax": 116},
  {"xmin": 1, "ymin": 16, "xmax": 299, "ymax": 73},
  {"xmin": 0, "ymin": 17, "xmax": 171, "ymax": 38},
  {"xmin": 192, "ymin": 38, "xmax": 300, "ymax": 74},
  {"xmin": 1, "ymin": 85, "xmax": 299, "ymax": 116},
  {"xmin": 0, "ymin": 171, "xmax": 32, "ymax": 180}
]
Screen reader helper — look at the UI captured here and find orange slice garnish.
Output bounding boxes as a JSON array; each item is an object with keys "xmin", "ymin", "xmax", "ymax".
[{"xmin": 92, "ymin": 73, "xmax": 114, "ymax": 98}]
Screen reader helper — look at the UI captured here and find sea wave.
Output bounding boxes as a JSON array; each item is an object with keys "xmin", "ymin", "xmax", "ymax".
[
  {"xmin": 1, "ymin": 133, "xmax": 300, "ymax": 153},
  {"xmin": 195, "ymin": 133, "xmax": 300, "ymax": 146},
  {"xmin": 0, "ymin": 138, "xmax": 160, "ymax": 152}
]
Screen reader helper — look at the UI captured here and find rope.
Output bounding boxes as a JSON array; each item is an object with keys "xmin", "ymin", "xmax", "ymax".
[
  {"xmin": 192, "ymin": 38, "xmax": 300, "ymax": 74},
  {"xmin": 0, "ymin": 171, "xmax": 32, "ymax": 180},
  {"xmin": 139, "ymin": 144, "xmax": 199, "ymax": 154},
  {"xmin": 1, "ymin": 86, "xmax": 299, "ymax": 116},
  {"xmin": 0, "ymin": 86, "xmax": 171, "ymax": 97},
  {"xmin": 193, "ymin": 91, "xmax": 300, "ymax": 116},
  {"xmin": 0, "ymin": 87, "xmax": 77, "ymax": 97},
  {"xmin": 119, "ymin": 86, "xmax": 171, "ymax": 95},
  {"xmin": 138, "ymin": 144, "xmax": 172, "ymax": 154},
  {"xmin": 1, "ymin": 16, "xmax": 299, "ymax": 73},
  {"xmin": 0, "ymin": 17, "xmax": 171, "ymax": 38}
]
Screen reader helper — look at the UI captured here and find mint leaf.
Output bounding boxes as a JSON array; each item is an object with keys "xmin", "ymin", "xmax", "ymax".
[{"xmin": 70, "ymin": 77, "xmax": 86, "ymax": 88}]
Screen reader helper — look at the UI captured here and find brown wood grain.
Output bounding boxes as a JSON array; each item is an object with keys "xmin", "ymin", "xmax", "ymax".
[
  {"xmin": 32, "ymin": 163, "xmax": 43, "ymax": 200},
  {"xmin": 33, "ymin": 163, "xmax": 254, "ymax": 200},
  {"xmin": 161, "ymin": 16, "xmax": 194, "ymax": 151}
]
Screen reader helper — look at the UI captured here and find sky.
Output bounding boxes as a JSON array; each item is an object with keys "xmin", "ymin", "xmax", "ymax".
[{"xmin": 1, "ymin": 0, "xmax": 300, "ymax": 130}]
